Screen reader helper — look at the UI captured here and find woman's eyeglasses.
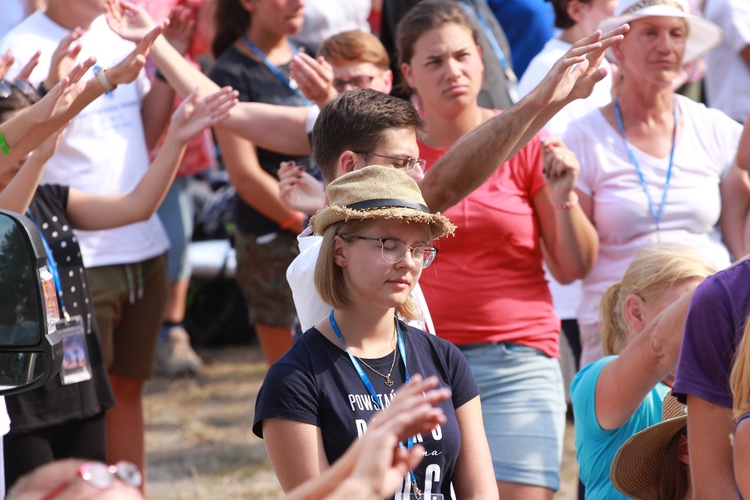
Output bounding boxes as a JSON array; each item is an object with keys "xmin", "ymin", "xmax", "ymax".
[
  {"xmin": 0, "ymin": 79, "xmax": 40, "ymax": 103},
  {"xmin": 355, "ymin": 236, "xmax": 438, "ymax": 269},
  {"xmin": 41, "ymin": 460, "xmax": 143, "ymax": 500}
]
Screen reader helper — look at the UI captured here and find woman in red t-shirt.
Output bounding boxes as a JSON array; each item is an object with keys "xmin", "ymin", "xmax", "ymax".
[{"xmin": 394, "ymin": 1, "xmax": 597, "ymax": 498}]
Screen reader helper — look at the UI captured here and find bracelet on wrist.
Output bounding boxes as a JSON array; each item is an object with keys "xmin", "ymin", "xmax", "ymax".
[
  {"xmin": 37, "ymin": 81, "xmax": 49, "ymax": 98},
  {"xmin": 553, "ymin": 192, "xmax": 579, "ymax": 210},
  {"xmin": 0, "ymin": 130, "xmax": 10, "ymax": 155},
  {"xmin": 95, "ymin": 67, "xmax": 117, "ymax": 92},
  {"xmin": 154, "ymin": 69, "xmax": 168, "ymax": 83},
  {"xmin": 280, "ymin": 212, "xmax": 303, "ymax": 230}
]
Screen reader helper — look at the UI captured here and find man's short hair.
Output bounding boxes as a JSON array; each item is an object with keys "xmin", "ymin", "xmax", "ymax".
[
  {"xmin": 312, "ymin": 88, "xmax": 423, "ymax": 184},
  {"xmin": 317, "ymin": 30, "xmax": 390, "ymax": 71}
]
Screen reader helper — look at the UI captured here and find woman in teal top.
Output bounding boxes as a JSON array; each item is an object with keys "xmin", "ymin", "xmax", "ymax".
[{"xmin": 570, "ymin": 244, "xmax": 715, "ymax": 498}]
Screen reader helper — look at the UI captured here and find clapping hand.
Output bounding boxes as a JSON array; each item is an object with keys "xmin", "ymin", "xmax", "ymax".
[
  {"xmin": 290, "ymin": 52, "xmax": 336, "ymax": 107},
  {"xmin": 542, "ymin": 136, "xmax": 579, "ymax": 204},
  {"xmin": 106, "ymin": 20, "xmax": 169, "ymax": 87},
  {"xmin": 278, "ymin": 161, "xmax": 326, "ymax": 215},
  {"xmin": 105, "ymin": 0, "xmax": 158, "ymax": 43}
]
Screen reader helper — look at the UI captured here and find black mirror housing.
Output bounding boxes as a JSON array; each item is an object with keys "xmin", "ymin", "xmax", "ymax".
[{"xmin": 0, "ymin": 209, "xmax": 62, "ymax": 396}]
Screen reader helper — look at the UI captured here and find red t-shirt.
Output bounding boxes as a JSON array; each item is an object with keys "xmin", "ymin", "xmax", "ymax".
[{"xmin": 419, "ymin": 127, "xmax": 561, "ymax": 357}]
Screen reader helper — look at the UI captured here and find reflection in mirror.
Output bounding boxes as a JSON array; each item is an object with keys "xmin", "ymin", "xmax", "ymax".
[
  {"xmin": 0, "ymin": 215, "xmax": 42, "ymax": 347},
  {"xmin": 0, "ymin": 351, "xmax": 45, "ymax": 391}
]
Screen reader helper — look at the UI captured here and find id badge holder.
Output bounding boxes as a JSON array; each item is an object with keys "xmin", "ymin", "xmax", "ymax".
[{"xmin": 57, "ymin": 315, "xmax": 93, "ymax": 385}]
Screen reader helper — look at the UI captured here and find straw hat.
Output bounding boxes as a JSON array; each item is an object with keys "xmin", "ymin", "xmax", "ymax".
[
  {"xmin": 610, "ymin": 392, "xmax": 688, "ymax": 499},
  {"xmin": 309, "ymin": 165, "xmax": 456, "ymax": 239},
  {"xmin": 599, "ymin": 0, "xmax": 722, "ymax": 63}
]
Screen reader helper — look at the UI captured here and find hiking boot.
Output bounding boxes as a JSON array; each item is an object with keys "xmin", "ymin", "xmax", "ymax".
[{"xmin": 155, "ymin": 326, "xmax": 203, "ymax": 377}]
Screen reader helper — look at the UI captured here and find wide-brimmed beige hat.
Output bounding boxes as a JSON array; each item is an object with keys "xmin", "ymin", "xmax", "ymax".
[
  {"xmin": 599, "ymin": 0, "xmax": 722, "ymax": 63},
  {"xmin": 309, "ymin": 165, "xmax": 456, "ymax": 239},
  {"xmin": 610, "ymin": 392, "xmax": 688, "ymax": 499}
]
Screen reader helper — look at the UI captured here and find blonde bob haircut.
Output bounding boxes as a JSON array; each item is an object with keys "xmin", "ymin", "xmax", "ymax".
[
  {"xmin": 600, "ymin": 244, "xmax": 717, "ymax": 356},
  {"xmin": 314, "ymin": 218, "xmax": 430, "ymax": 323},
  {"xmin": 731, "ymin": 318, "xmax": 750, "ymax": 425}
]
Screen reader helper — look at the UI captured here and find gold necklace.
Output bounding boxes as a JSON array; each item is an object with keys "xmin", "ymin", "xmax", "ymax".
[{"xmin": 354, "ymin": 347, "xmax": 398, "ymax": 387}]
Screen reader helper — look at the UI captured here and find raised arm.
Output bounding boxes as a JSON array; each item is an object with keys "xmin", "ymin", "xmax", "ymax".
[
  {"xmin": 421, "ymin": 25, "xmax": 629, "ymax": 213},
  {"xmin": 594, "ymin": 290, "xmax": 693, "ymax": 430},
  {"xmin": 536, "ymin": 138, "xmax": 598, "ymax": 282},
  {"xmin": 65, "ymin": 87, "xmax": 236, "ymax": 231},
  {"xmin": 106, "ymin": 0, "xmax": 312, "ymax": 155}
]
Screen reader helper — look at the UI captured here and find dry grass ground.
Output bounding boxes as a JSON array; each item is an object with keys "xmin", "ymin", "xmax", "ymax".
[{"xmin": 144, "ymin": 345, "xmax": 579, "ymax": 499}]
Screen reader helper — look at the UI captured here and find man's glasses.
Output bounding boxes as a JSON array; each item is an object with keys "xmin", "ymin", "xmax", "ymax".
[
  {"xmin": 332, "ymin": 75, "xmax": 375, "ymax": 93},
  {"xmin": 0, "ymin": 79, "xmax": 39, "ymax": 103},
  {"xmin": 356, "ymin": 236, "xmax": 438, "ymax": 269},
  {"xmin": 353, "ymin": 151, "xmax": 427, "ymax": 172},
  {"xmin": 41, "ymin": 460, "xmax": 143, "ymax": 500}
]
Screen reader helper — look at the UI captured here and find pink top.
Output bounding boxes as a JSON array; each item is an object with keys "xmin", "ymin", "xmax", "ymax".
[{"xmin": 419, "ymin": 123, "xmax": 560, "ymax": 357}]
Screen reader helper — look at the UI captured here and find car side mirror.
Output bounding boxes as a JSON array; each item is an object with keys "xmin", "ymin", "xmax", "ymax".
[{"xmin": 0, "ymin": 209, "xmax": 62, "ymax": 396}]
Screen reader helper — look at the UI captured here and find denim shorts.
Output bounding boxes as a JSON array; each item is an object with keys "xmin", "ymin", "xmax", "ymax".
[
  {"xmin": 157, "ymin": 177, "xmax": 194, "ymax": 283},
  {"xmin": 459, "ymin": 342, "xmax": 566, "ymax": 490}
]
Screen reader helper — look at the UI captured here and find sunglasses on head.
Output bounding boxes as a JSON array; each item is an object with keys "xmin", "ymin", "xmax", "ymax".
[{"xmin": 0, "ymin": 79, "xmax": 40, "ymax": 103}]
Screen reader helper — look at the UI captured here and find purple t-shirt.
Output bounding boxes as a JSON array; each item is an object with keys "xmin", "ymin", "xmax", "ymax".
[{"xmin": 673, "ymin": 259, "xmax": 750, "ymax": 407}]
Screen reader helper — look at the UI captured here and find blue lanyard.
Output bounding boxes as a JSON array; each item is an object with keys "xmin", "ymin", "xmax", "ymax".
[
  {"xmin": 614, "ymin": 99, "xmax": 678, "ymax": 231},
  {"xmin": 328, "ymin": 310, "xmax": 420, "ymax": 498},
  {"xmin": 26, "ymin": 210, "xmax": 68, "ymax": 319},
  {"xmin": 241, "ymin": 34, "xmax": 312, "ymax": 106}
]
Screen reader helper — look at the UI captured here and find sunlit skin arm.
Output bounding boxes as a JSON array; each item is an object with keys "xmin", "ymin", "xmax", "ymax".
[
  {"xmin": 65, "ymin": 88, "xmax": 236, "ymax": 231},
  {"xmin": 421, "ymin": 25, "xmax": 629, "ymax": 213},
  {"xmin": 106, "ymin": 0, "xmax": 312, "ymax": 155},
  {"xmin": 718, "ymin": 165, "xmax": 750, "ymax": 260},
  {"xmin": 536, "ymin": 137, "xmax": 598, "ymax": 282},
  {"xmin": 451, "ymin": 397, "xmax": 498, "ymax": 499},
  {"xmin": 594, "ymin": 291, "xmax": 693, "ymax": 430},
  {"xmin": 687, "ymin": 396, "xmax": 737, "ymax": 499},
  {"xmin": 734, "ymin": 417, "xmax": 750, "ymax": 499}
]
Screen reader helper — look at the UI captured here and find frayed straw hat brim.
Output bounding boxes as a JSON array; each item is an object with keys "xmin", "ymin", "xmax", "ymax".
[{"xmin": 310, "ymin": 205, "xmax": 455, "ymax": 240}]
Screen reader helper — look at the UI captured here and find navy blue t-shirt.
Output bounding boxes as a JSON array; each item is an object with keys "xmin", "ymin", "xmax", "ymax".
[{"xmin": 253, "ymin": 321, "xmax": 479, "ymax": 498}]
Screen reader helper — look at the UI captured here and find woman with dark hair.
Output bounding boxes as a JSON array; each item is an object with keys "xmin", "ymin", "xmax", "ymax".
[{"xmin": 207, "ymin": 0, "xmax": 313, "ymax": 365}]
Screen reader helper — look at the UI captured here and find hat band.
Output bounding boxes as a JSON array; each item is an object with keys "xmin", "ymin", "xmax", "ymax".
[
  {"xmin": 622, "ymin": 0, "xmax": 685, "ymax": 15},
  {"xmin": 346, "ymin": 198, "xmax": 430, "ymax": 214}
]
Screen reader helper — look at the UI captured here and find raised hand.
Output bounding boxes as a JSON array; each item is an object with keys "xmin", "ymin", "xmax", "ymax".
[
  {"xmin": 536, "ymin": 24, "xmax": 629, "ymax": 107},
  {"xmin": 43, "ymin": 28, "xmax": 85, "ymax": 90},
  {"xmin": 278, "ymin": 161, "xmax": 326, "ymax": 215},
  {"xmin": 29, "ymin": 58, "xmax": 95, "ymax": 124},
  {"xmin": 105, "ymin": 0, "xmax": 158, "ymax": 43},
  {"xmin": 541, "ymin": 136, "xmax": 579, "ymax": 204},
  {"xmin": 16, "ymin": 51, "xmax": 41, "ymax": 82},
  {"xmin": 168, "ymin": 87, "xmax": 238, "ymax": 144},
  {"xmin": 290, "ymin": 52, "xmax": 336, "ymax": 108},
  {"xmin": 107, "ymin": 20, "xmax": 169, "ymax": 86},
  {"xmin": 164, "ymin": 5, "xmax": 196, "ymax": 56},
  {"xmin": 0, "ymin": 50, "xmax": 14, "ymax": 79}
]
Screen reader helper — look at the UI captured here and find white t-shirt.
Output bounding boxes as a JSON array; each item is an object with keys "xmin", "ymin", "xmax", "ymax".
[
  {"xmin": 703, "ymin": 0, "xmax": 750, "ymax": 123},
  {"xmin": 287, "ymin": 227, "xmax": 436, "ymax": 334},
  {"xmin": 565, "ymin": 95, "xmax": 740, "ymax": 325},
  {"xmin": 518, "ymin": 37, "xmax": 614, "ymax": 320},
  {"xmin": 518, "ymin": 37, "xmax": 614, "ymax": 136},
  {"xmin": 0, "ymin": 1, "xmax": 25, "ymax": 40},
  {"xmin": 290, "ymin": 0, "xmax": 371, "ymax": 51},
  {"xmin": 0, "ymin": 13, "xmax": 169, "ymax": 268}
]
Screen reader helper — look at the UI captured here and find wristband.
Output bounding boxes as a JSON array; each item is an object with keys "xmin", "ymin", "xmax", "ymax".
[
  {"xmin": 553, "ymin": 192, "xmax": 579, "ymax": 210},
  {"xmin": 0, "ymin": 130, "xmax": 10, "ymax": 155},
  {"xmin": 280, "ymin": 212, "xmax": 303, "ymax": 230},
  {"xmin": 95, "ymin": 67, "xmax": 117, "ymax": 92}
]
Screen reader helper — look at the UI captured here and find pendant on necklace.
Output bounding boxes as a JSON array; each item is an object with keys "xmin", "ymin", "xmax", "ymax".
[
  {"xmin": 412, "ymin": 482, "xmax": 422, "ymax": 500},
  {"xmin": 385, "ymin": 376, "xmax": 394, "ymax": 387}
]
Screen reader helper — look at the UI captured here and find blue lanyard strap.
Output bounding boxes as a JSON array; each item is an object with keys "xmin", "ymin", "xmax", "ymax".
[
  {"xmin": 241, "ymin": 34, "xmax": 312, "ymax": 106},
  {"xmin": 614, "ymin": 98, "xmax": 678, "ymax": 229},
  {"xmin": 25, "ymin": 210, "xmax": 68, "ymax": 318},
  {"xmin": 328, "ymin": 311, "xmax": 420, "ymax": 498}
]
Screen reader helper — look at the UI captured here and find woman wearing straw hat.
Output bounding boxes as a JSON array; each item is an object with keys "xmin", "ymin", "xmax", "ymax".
[
  {"xmin": 252, "ymin": 165, "xmax": 498, "ymax": 499},
  {"xmin": 561, "ymin": 0, "xmax": 750, "ymax": 369},
  {"xmin": 609, "ymin": 393, "xmax": 690, "ymax": 500},
  {"xmin": 569, "ymin": 244, "xmax": 715, "ymax": 498}
]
